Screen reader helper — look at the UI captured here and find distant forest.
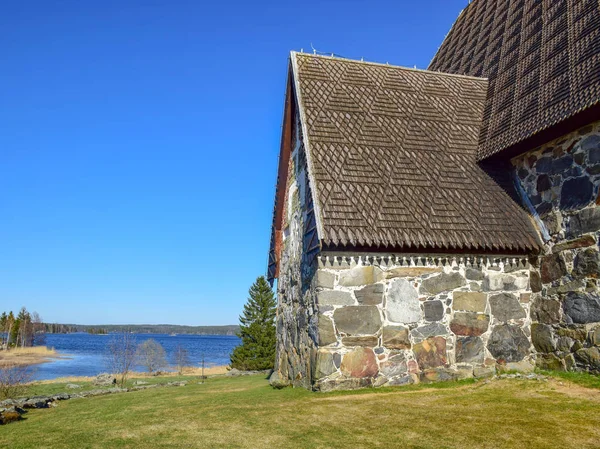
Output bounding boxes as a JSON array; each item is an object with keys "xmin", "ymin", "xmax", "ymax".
[{"xmin": 50, "ymin": 324, "xmax": 239, "ymax": 336}]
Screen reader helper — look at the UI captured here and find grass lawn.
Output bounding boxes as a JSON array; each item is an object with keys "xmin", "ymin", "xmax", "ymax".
[{"xmin": 2, "ymin": 373, "xmax": 600, "ymax": 449}]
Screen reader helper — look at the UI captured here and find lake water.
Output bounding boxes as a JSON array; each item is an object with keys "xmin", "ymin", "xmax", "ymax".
[{"xmin": 34, "ymin": 333, "xmax": 240, "ymax": 380}]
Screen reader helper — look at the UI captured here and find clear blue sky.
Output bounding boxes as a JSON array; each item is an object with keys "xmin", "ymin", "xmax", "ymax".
[{"xmin": 1, "ymin": 0, "xmax": 467, "ymax": 325}]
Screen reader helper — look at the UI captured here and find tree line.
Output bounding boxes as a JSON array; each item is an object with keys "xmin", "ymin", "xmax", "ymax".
[
  {"xmin": 87, "ymin": 327, "xmax": 109, "ymax": 335},
  {"xmin": 38, "ymin": 324, "xmax": 239, "ymax": 335},
  {"xmin": 2, "ymin": 314, "xmax": 238, "ymax": 339},
  {"xmin": 72, "ymin": 324, "xmax": 240, "ymax": 335},
  {"xmin": 0, "ymin": 308, "xmax": 46, "ymax": 349},
  {"xmin": 43, "ymin": 323, "xmax": 77, "ymax": 334}
]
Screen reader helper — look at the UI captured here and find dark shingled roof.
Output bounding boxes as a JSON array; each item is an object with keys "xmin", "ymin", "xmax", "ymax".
[
  {"xmin": 429, "ymin": 0, "xmax": 600, "ymax": 161},
  {"xmin": 292, "ymin": 53, "xmax": 541, "ymax": 252}
]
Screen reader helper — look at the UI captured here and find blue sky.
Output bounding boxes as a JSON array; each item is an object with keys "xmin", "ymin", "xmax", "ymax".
[{"xmin": 0, "ymin": 0, "xmax": 468, "ymax": 325}]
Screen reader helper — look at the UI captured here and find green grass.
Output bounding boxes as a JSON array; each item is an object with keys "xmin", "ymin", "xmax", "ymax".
[{"xmin": 2, "ymin": 373, "xmax": 600, "ymax": 449}]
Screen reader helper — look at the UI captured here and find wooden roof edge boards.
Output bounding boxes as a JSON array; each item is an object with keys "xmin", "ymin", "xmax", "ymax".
[
  {"xmin": 290, "ymin": 51, "xmax": 327, "ymax": 244},
  {"xmin": 267, "ymin": 57, "xmax": 314, "ymax": 282},
  {"xmin": 267, "ymin": 65, "xmax": 291, "ymax": 282},
  {"xmin": 272, "ymin": 64, "xmax": 294, "ymax": 235}
]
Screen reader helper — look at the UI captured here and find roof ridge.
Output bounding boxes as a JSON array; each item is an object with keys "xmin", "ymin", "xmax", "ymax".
[{"xmin": 290, "ymin": 51, "xmax": 487, "ymax": 82}]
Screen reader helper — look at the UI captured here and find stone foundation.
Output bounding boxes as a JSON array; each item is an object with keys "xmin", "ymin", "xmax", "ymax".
[
  {"xmin": 312, "ymin": 255, "xmax": 533, "ymax": 391},
  {"xmin": 513, "ymin": 120, "xmax": 600, "ymax": 373}
]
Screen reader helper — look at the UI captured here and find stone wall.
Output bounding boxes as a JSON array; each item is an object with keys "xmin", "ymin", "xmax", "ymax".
[
  {"xmin": 269, "ymin": 114, "xmax": 320, "ymax": 389},
  {"xmin": 313, "ymin": 255, "xmax": 533, "ymax": 391},
  {"xmin": 512, "ymin": 120, "xmax": 600, "ymax": 373}
]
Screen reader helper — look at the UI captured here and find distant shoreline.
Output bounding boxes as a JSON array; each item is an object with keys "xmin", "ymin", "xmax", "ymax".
[{"xmin": 47, "ymin": 324, "xmax": 240, "ymax": 336}]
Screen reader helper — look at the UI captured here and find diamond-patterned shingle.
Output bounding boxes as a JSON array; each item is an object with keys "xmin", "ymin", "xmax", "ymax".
[
  {"xmin": 429, "ymin": 0, "xmax": 600, "ymax": 161},
  {"xmin": 292, "ymin": 53, "xmax": 540, "ymax": 252}
]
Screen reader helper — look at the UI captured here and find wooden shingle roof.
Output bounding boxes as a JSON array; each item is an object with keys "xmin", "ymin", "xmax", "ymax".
[
  {"xmin": 292, "ymin": 53, "xmax": 541, "ymax": 253},
  {"xmin": 429, "ymin": 0, "xmax": 600, "ymax": 161}
]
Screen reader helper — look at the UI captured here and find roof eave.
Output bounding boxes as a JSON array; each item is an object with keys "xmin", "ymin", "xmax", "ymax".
[{"xmin": 480, "ymin": 102, "xmax": 600, "ymax": 162}]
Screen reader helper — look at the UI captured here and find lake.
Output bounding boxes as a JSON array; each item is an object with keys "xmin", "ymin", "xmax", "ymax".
[{"xmin": 34, "ymin": 333, "xmax": 240, "ymax": 380}]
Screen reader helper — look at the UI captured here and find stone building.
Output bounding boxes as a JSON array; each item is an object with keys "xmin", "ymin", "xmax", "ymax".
[{"xmin": 268, "ymin": 0, "xmax": 600, "ymax": 390}]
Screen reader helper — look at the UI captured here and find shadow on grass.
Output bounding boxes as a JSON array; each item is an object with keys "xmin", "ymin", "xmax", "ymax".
[{"xmin": 313, "ymin": 377, "xmax": 479, "ymax": 398}]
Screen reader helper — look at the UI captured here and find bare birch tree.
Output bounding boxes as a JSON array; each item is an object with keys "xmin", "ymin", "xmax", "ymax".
[
  {"xmin": 105, "ymin": 333, "xmax": 137, "ymax": 387},
  {"xmin": 173, "ymin": 344, "xmax": 191, "ymax": 375},
  {"xmin": 30, "ymin": 312, "xmax": 46, "ymax": 346}
]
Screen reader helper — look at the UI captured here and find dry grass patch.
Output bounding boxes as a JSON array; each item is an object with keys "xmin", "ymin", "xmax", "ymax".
[
  {"xmin": 0, "ymin": 347, "xmax": 60, "ymax": 367},
  {"xmin": 2, "ymin": 374, "xmax": 600, "ymax": 449},
  {"xmin": 34, "ymin": 365, "xmax": 228, "ymax": 386},
  {"xmin": 36, "ymin": 375, "xmax": 97, "ymax": 384},
  {"xmin": 177, "ymin": 365, "xmax": 229, "ymax": 376},
  {"xmin": 129, "ymin": 365, "xmax": 229, "ymax": 377}
]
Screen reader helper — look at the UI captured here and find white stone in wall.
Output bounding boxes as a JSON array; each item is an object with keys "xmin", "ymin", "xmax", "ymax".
[
  {"xmin": 386, "ymin": 279, "xmax": 421, "ymax": 323},
  {"xmin": 338, "ymin": 265, "xmax": 383, "ymax": 287},
  {"xmin": 483, "ymin": 272, "xmax": 529, "ymax": 291},
  {"xmin": 286, "ymin": 181, "xmax": 297, "ymax": 224},
  {"xmin": 316, "ymin": 270, "xmax": 335, "ymax": 289},
  {"xmin": 317, "ymin": 290, "xmax": 355, "ymax": 306}
]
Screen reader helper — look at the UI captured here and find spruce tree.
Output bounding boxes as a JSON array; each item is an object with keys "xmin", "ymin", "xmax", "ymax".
[
  {"xmin": 10, "ymin": 312, "xmax": 20, "ymax": 348},
  {"xmin": 230, "ymin": 276, "xmax": 277, "ymax": 371}
]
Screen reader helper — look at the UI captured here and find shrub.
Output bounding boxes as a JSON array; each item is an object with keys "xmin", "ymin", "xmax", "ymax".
[
  {"xmin": 137, "ymin": 339, "xmax": 167, "ymax": 375},
  {"xmin": 0, "ymin": 363, "xmax": 33, "ymax": 399}
]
